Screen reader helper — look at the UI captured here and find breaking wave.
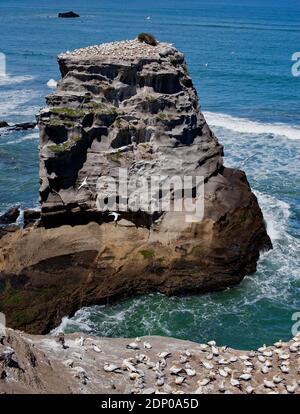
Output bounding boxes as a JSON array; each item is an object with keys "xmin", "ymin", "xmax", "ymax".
[
  {"xmin": 0, "ymin": 74, "xmax": 35, "ymax": 86},
  {"xmin": 204, "ymin": 111, "xmax": 300, "ymax": 141}
]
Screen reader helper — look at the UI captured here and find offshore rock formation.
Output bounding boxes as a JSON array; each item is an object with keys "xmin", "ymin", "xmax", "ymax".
[
  {"xmin": 39, "ymin": 39, "xmax": 224, "ymax": 225},
  {"xmin": 0, "ymin": 39, "xmax": 271, "ymax": 334},
  {"xmin": 58, "ymin": 12, "xmax": 80, "ymax": 18},
  {"xmin": 0, "ymin": 328, "xmax": 300, "ymax": 394}
]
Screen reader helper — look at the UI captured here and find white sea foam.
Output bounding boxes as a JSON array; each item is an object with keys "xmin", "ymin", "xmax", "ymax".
[
  {"xmin": 0, "ymin": 74, "xmax": 34, "ymax": 86},
  {"xmin": 203, "ymin": 111, "xmax": 300, "ymax": 141},
  {"xmin": 2, "ymin": 130, "xmax": 39, "ymax": 145},
  {"xmin": 255, "ymin": 191, "xmax": 291, "ymax": 242},
  {"xmin": 1, "ymin": 130, "xmax": 39, "ymax": 146},
  {"xmin": 51, "ymin": 312, "xmax": 93, "ymax": 336},
  {"xmin": 0, "ymin": 89, "xmax": 38, "ymax": 117},
  {"xmin": 51, "ymin": 317, "xmax": 71, "ymax": 335}
]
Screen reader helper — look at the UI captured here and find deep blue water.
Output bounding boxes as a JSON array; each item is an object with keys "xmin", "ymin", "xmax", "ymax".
[{"xmin": 0, "ymin": 0, "xmax": 299, "ymax": 349}]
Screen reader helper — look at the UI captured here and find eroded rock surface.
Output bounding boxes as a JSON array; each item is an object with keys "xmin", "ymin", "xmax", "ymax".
[
  {"xmin": 0, "ymin": 39, "xmax": 271, "ymax": 333},
  {"xmin": 39, "ymin": 39, "xmax": 224, "ymax": 224}
]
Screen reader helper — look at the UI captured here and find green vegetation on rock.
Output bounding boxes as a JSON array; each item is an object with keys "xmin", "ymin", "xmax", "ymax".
[
  {"xmin": 48, "ymin": 135, "xmax": 81, "ymax": 154},
  {"xmin": 139, "ymin": 249, "xmax": 155, "ymax": 259},
  {"xmin": 86, "ymin": 101, "xmax": 117, "ymax": 115},
  {"xmin": 106, "ymin": 151, "xmax": 123, "ymax": 164},
  {"xmin": 51, "ymin": 107, "xmax": 86, "ymax": 118},
  {"xmin": 158, "ymin": 112, "xmax": 168, "ymax": 121}
]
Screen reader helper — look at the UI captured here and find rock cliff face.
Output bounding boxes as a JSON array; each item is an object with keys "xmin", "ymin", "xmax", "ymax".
[
  {"xmin": 39, "ymin": 39, "xmax": 223, "ymax": 225},
  {"xmin": 0, "ymin": 39, "xmax": 271, "ymax": 334}
]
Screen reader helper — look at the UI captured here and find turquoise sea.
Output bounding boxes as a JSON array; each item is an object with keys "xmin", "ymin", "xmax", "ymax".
[{"xmin": 0, "ymin": 0, "xmax": 299, "ymax": 349}]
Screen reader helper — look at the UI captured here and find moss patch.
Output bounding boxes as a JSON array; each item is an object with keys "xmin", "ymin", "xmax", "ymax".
[
  {"xmin": 48, "ymin": 135, "xmax": 81, "ymax": 154},
  {"xmin": 51, "ymin": 107, "xmax": 86, "ymax": 118},
  {"xmin": 114, "ymin": 117, "xmax": 129, "ymax": 129},
  {"xmin": 139, "ymin": 249, "xmax": 155, "ymax": 259},
  {"xmin": 188, "ymin": 245, "xmax": 203, "ymax": 257},
  {"xmin": 46, "ymin": 118, "xmax": 75, "ymax": 128},
  {"xmin": 157, "ymin": 112, "xmax": 168, "ymax": 121},
  {"xmin": 106, "ymin": 151, "xmax": 123, "ymax": 164},
  {"xmin": 86, "ymin": 101, "xmax": 117, "ymax": 115}
]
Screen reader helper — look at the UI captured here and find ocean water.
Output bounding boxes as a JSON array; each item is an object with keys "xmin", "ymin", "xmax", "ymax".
[{"xmin": 0, "ymin": 0, "xmax": 299, "ymax": 350}]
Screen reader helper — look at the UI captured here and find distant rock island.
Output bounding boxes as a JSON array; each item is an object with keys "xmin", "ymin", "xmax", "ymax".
[
  {"xmin": 58, "ymin": 11, "xmax": 80, "ymax": 18},
  {"xmin": 0, "ymin": 38, "xmax": 271, "ymax": 334}
]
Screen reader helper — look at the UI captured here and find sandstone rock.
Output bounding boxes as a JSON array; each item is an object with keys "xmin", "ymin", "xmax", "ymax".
[
  {"xmin": 23, "ymin": 209, "xmax": 41, "ymax": 228},
  {"xmin": 0, "ymin": 224, "xmax": 20, "ymax": 240},
  {"xmin": 0, "ymin": 39, "xmax": 271, "ymax": 334}
]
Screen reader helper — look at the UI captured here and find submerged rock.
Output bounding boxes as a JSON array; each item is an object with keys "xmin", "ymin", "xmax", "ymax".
[{"xmin": 0, "ymin": 38, "xmax": 271, "ymax": 333}]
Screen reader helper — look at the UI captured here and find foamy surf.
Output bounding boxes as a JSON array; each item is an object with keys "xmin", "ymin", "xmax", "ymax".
[
  {"xmin": 1, "ymin": 131, "xmax": 39, "ymax": 146},
  {"xmin": 204, "ymin": 111, "xmax": 300, "ymax": 141},
  {"xmin": 255, "ymin": 191, "xmax": 291, "ymax": 242},
  {"xmin": 0, "ymin": 89, "xmax": 38, "ymax": 117},
  {"xmin": 0, "ymin": 74, "xmax": 34, "ymax": 86}
]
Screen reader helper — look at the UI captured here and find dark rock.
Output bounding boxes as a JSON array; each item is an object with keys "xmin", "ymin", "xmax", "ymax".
[
  {"xmin": 0, "ymin": 121, "xmax": 9, "ymax": 129},
  {"xmin": 0, "ymin": 207, "xmax": 20, "ymax": 225},
  {"xmin": 58, "ymin": 11, "xmax": 80, "ymax": 18},
  {"xmin": 0, "ymin": 348, "xmax": 14, "ymax": 365},
  {"xmin": 9, "ymin": 122, "xmax": 36, "ymax": 131},
  {"xmin": 24, "ymin": 209, "xmax": 41, "ymax": 228},
  {"xmin": 137, "ymin": 33, "xmax": 157, "ymax": 46}
]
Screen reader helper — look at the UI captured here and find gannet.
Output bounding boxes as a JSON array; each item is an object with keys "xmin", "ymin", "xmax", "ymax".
[
  {"xmin": 108, "ymin": 212, "xmax": 121, "ymax": 222},
  {"xmin": 78, "ymin": 176, "xmax": 88, "ymax": 190}
]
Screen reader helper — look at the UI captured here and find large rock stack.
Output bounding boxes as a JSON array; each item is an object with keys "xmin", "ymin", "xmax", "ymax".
[
  {"xmin": 39, "ymin": 39, "xmax": 224, "ymax": 225},
  {"xmin": 0, "ymin": 39, "xmax": 272, "ymax": 333}
]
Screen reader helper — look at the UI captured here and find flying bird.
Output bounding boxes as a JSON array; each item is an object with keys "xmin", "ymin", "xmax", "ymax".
[{"xmin": 78, "ymin": 176, "xmax": 88, "ymax": 191}]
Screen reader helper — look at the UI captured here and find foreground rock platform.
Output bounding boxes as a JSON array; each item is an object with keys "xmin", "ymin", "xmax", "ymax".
[
  {"xmin": 0, "ymin": 328, "xmax": 299, "ymax": 394},
  {"xmin": 0, "ymin": 38, "xmax": 271, "ymax": 334}
]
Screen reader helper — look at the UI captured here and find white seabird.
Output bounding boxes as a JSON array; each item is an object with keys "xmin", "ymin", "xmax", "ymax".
[
  {"xmin": 78, "ymin": 176, "xmax": 88, "ymax": 191},
  {"xmin": 108, "ymin": 212, "xmax": 121, "ymax": 222}
]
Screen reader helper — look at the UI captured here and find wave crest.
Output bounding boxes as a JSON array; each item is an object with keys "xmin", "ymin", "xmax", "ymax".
[{"xmin": 204, "ymin": 111, "xmax": 300, "ymax": 141}]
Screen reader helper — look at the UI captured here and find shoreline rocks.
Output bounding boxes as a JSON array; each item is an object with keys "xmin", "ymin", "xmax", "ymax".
[
  {"xmin": 11, "ymin": 122, "xmax": 36, "ymax": 131},
  {"xmin": 0, "ymin": 328, "xmax": 299, "ymax": 394},
  {"xmin": 0, "ymin": 121, "xmax": 36, "ymax": 133},
  {"xmin": 0, "ymin": 207, "xmax": 20, "ymax": 225}
]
